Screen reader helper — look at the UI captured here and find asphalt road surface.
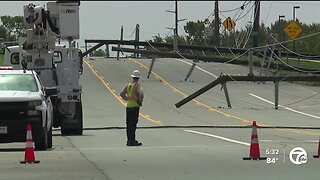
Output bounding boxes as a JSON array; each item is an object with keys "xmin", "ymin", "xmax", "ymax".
[{"xmin": 1, "ymin": 57, "xmax": 320, "ymax": 180}]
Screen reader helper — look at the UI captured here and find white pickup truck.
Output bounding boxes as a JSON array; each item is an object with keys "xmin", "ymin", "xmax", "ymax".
[{"xmin": 0, "ymin": 67, "xmax": 57, "ymax": 150}]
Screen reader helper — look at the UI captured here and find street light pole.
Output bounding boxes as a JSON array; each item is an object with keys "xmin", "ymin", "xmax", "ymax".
[
  {"xmin": 292, "ymin": 6, "xmax": 300, "ymax": 52},
  {"xmin": 278, "ymin": 15, "xmax": 285, "ymax": 42},
  {"xmin": 279, "ymin": 15, "xmax": 285, "ymax": 23},
  {"xmin": 293, "ymin": 6, "xmax": 300, "ymax": 21},
  {"xmin": 278, "ymin": 15, "xmax": 285, "ymax": 58}
]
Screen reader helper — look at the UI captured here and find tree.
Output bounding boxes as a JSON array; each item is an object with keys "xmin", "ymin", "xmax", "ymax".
[
  {"xmin": 152, "ymin": 33, "xmax": 163, "ymax": 43},
  {"xmin": 184, "ymin": 20, "xmax": 206, "ymax": 46},
  {"xmin": 0, "ymin": 15, "xmax": 25, "ymax": 41},
  {"xmin": 93, "ymin": 49, "xmax": 106, "ymax": 57},
  {"xmin": 13, "ymin": 16, "xmax": 26, "ymax": 38},
  {"xmin": 151, "ymin": 17, "xmax": 320, "ymax": 55},
  {"xmin": 296, "ymin": 22, "xmax": 320, "ymax": 54},
  {"xmin": 0, "ymin": 26, "xmax": 6, "ymax": 40}
]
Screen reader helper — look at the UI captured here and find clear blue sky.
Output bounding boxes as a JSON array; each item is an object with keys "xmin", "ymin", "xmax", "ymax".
[{"xmin": 1, "ymin": 1, "xmax": 320, "ymax": 50}]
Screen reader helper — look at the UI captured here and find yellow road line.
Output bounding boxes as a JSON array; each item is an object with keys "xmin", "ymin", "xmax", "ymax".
[
  {"xmin": 84, "ymin": 60, "xmax": 163, "ymax": 126},
  {"xmin": 130, "ymin": 58, "xmax": 320, "ymax": 137}
]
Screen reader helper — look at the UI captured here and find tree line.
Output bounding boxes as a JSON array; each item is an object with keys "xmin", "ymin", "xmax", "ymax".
[
  {"xmin": 150, "ymin": 18, "xmax": 320, "ymax": 55},
  {"xmin": 0, "ymin": 15, "xmax": 25, "ymax": 42},
  {"xmin": 1, "ymin": 15, "xmax": 319, "ymax": 56}
]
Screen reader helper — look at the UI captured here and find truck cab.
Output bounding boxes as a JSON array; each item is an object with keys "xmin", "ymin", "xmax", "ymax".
[
  {"xmin": 4, "ymin": 45, "xmax": 84, "ymax": 135},
  {"xmin": 0, "ymin": 67, "xmax": 57, "ymax": 150}
]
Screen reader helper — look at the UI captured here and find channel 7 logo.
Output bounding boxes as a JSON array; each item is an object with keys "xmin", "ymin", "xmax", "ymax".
[{"xmin": 289, "ymin": 147, "xmax": 308, "ymax": 165}]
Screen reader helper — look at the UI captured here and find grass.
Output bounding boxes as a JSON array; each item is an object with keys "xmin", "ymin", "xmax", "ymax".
[
  {"xmin": 217, "ymin": 54, "xmax": 320, "ymax": 70},
  {"xmin": 210, "ymin": 53, "xmax": 320, "ymax": 86},
  {"xmin": 0, "ymin": 54, "xmax": 3, "ymax": 65},
  {"xmin": 284, "ymin": 58, "xmax": 320, "ymax": 69}
]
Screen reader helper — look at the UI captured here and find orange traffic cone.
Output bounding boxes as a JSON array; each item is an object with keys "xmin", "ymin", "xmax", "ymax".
[
  {"xmin": 243, "ymin": 121, "xmax": 267, "ymax": 160},
  {"xmin": 20, "ymin": 124, "xmax": 40, "ymax": 164},
  {"xmin": 313, "ymin": 136, "xmax": 320, "ymax": 158}
]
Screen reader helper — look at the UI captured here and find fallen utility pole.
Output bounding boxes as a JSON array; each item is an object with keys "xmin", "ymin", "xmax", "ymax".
[
  {"xmin": 84, "ymin": 39, "xmax": 320, "ymax": 60},
  {"xmin": 86, "ymin": 39, "xmax": 250, "ymax": 55},
  {"xmin": 175, "ymin": 74, "xmax": 320, "ymax": 109},
  {"xmin": 111, "ymin": 46, "xmax": 320, "ymax": 74},
  {"xmin": 112, "ymin": 46, "xmax": 231, "ymax": 62}
]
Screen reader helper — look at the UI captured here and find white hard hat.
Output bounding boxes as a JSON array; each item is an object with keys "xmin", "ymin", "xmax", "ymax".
[{"xmin": 131, "ymin": 70, "xmax": 141, "ymax": 78}]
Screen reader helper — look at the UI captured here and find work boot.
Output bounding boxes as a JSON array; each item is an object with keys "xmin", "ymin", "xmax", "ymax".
[{"xmin": 126, "ymin": 140, "xmax": 142, "ymax": 146}]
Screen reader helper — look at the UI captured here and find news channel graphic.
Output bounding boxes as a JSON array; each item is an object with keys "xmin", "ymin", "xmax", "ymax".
[{"xmin": 265, "ymin": 146, "xmax": 309, "ymax": 165}]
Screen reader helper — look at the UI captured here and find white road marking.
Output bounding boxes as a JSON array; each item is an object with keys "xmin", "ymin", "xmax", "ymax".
[
  {"xmin": 249, "ymin": 93, "xmax": 320, "ymax": 120},
  {"xmin": 184, "ymin": 130, "xmax": 317, "ymax": 145},
  {"xmin": 174, "ymin": 58, "xmax": 218, "ymax": 78},
  {"xmin": 260, "ymin": 140, "xmax": 318, "ymax": 143},
  {"xmin": 303, "ymin": 140, "xmax": 318, "ymax": 143},
  {"xmin": 259, "ymin": 140, "xmax": 273, "ymax": 142},
  {"xmin": 184, "ymin": 130, "xmax": 250, "ymax": 146}
]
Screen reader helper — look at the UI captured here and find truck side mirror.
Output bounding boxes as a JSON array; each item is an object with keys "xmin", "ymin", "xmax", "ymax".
[{"xmin": 44, "ymin": 87, "xmax": 58, "ymax": 98}]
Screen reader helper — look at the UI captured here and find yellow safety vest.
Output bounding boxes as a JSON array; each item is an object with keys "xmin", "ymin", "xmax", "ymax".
[{"xmin": 127, "ymin": 82, "xmax": 141, "ymax": 108}]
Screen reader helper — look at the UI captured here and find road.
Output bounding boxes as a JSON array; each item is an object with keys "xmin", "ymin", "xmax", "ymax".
[{"xmin": 0, "ymin": 57, "xmax": 320, "ymax": 180}]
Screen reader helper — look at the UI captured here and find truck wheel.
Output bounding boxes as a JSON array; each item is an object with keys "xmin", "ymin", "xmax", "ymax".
[
  {"xmin": 47, "ymin": 125, "xmax": 52, "ymax": 148},
  {"xmin": 53, "ymin": 109, "xmax": 62, "ymax": 128},
  {"xmin": 35, "ymin": 127, "xmax": 48, "ymax": 151},
  {"xmin": 51, "ymin": 96, "xmax": 61, "ymax": 128},
  {"xmin": 61, "ymin": 128, "xmax": 73, "ymax": 136},
  {"xmin": 73, "ymin": 102, "xmax": 83, "ymax": 135},
  {"xmin": 60, "ymin": 102, "xmax": 83, "ymax": 136}
]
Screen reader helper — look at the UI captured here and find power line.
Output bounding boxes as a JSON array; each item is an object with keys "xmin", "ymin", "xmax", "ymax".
[
  {"xmin": 178, "ymin": 24, "xmax": 188, "ymax": 37},
  {"xmin": 235, "ymin": 3, "xmax": 253, "ymax": 47},
  {"xmin": 205, "ymin": 1, "xmax": 251, "ymax": 22},
  {"xmin": 218, "ymin": 1, "xmax": 251, "ymax": 13},
  {"xmin": 127, "ymin": 27, "xmax": 136, "ymax": 38},
  {"xmin": 263, "ymin": 1, "xmax": 273, "ymax": 25},
  {"xmin": 283, "ymin": 91, "xmax": 320, "ymax": 107},
  {"xmin": 259, "ymin": 38, "xmax": 320, "ymax": 74},
  {"xmin": 269, "ymin": 34, "xmax": 320, "ymax": 58},
  {"xmin": 234, "ymin": 2, "xmax": 255, "ymax": 21},
  {"xmin": 272, "ymin": 1, "xmax": 320, "ymax": 6},
  {"xmin": 232, "ymin": 2, "xmax": 254, "ymax": 48},
  {"xmin": 241, "ymin": 2, "xmax": 257, "ymax": 48}
]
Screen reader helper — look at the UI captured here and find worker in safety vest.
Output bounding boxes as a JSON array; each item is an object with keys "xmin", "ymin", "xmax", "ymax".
[{"xmin": 120, "ymin": 69, "xmax": 144, "ymax": 146}]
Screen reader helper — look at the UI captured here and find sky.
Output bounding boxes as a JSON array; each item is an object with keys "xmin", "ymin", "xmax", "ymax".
[{"xmin": 1, "ymin": 1, "xmax": 320, "ymax": 52}]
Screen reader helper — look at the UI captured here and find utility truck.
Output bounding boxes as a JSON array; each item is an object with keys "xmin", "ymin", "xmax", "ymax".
[{"xmin": 3, "ymin": 0, "xmax": 83, "ymax": 136}]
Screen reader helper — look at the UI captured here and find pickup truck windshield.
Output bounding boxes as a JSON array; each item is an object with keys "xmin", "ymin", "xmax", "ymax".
[{"xmin": 0, "ymin": 74, "xmax": 38, "ymax": 92}]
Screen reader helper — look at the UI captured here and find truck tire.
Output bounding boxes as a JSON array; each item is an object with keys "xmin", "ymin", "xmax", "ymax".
[
  {"xmin": 35, "ymin": 127, "xmax": 48, "ymax": 151},
  {"xmin": 61, "ymin": 128, "xmax": 72, "ymax": 135},
  {"xmin": 73, "ymin": 102, "xmax": 83, "ymax": 135},
  {"xmin": 51, "ymin": 96, "xmax": 61, "ymax": 128},
  {"xmin": 61, "ymin": 102, "xmax": 83, "ymax": 135},
  {"xmin": 47, "ymin": 125, "xmax": 52, "ymax": 148}
]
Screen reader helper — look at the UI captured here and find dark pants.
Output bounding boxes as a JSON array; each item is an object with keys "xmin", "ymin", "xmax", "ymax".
[{"xmin": 126, "ymin": 107, "xmax": 140, "ymax": 142}]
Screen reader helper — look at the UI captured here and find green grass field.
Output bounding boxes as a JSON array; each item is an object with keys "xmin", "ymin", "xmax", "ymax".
[
  {"xmin": 284, "ymin": 58, "xmax": 320, "ymax": 69},
  {"xmin": 220, "ymin": 54, "xmax": 320, "ymax": 70}
]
